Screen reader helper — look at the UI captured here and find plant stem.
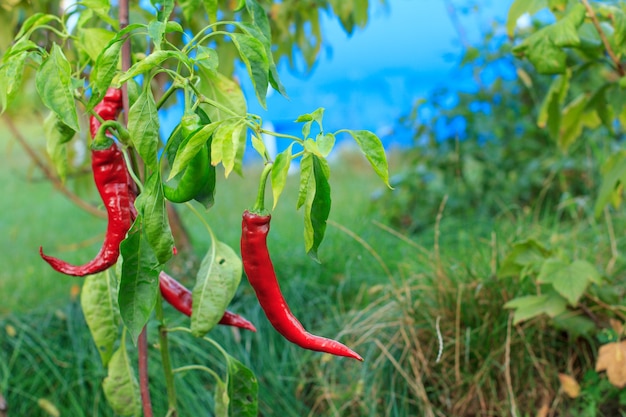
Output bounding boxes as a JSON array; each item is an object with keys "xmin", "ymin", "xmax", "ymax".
[
  {"xmin": 581, "ymin": 0, "xmax": 625, "ymax": 76},
  {"xmin": 138, "ymin": 326, "xmax": 154, "ymax": 417},
  {"xmin": 155, "ymin": 297, "xmax": 178, "ymax": 416},
  {"xmin": 252, "ymin": 162, "xmax": 273, "ymax": 213}
]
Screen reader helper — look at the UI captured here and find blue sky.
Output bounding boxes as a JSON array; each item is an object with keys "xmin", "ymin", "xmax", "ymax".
[{"xmin": 241, "ymin": 0, "xmax": 514, "ymax": 148}]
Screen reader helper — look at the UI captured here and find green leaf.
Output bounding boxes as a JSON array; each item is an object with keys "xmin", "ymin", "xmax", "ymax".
[
  {"xmin": 227, "ymin": 355, "xmax": 258, "ymax": 417},
  {"xmin": 15, "ymin": 13, "xmax": 59, "ymax": 40},
  {"xmin": 537, "ymin": 259, "xmax": 602, "ymax": 305},
  {"xmin": 506, "ymin": 0, "xmax": 547, "ymax": 36},
  {"xmin": 499, "ymin": 239, "xmax": 552, "ymax": 278},
  {"xmin": 271, "ymin": 144, "xmax": 293, "ymax": 209},
  {"xmin": 191, "ymin": 241, "xmax": 242, "ymax": 337},
  {"xmin": 559, "ymin": 94, "xmax": 600, "ymax": 151},
  {"xmin": 81, "ymin": 270, "xmax": 120, "ymax": 366},
  {"xmin": 43, "ymin": 113, "xmax": 75, "ymax": 182},
  {"xmin": 203, "ymin": 0, "xmax": 219, "ymax": 22},
  {"xmin": 594, "ymin": 150, "xmax": 626, "ymax": 217},
  {"xmin": 135, "ymin": 172, "xmax": 174, "ymax": 264},
  {"xmin": 303, "ymin": 155, "xmax": 331, "ymax": 261},
  {"xmin": 119, "ymin": 217, "xmax": 161, "ymax": 342},
  {"xmin": 102, "ymin": 338, "xmax": 141, "ymax": 416},
  {"xmin": 296, "ymin": 153, "xmax": 314, "ymax": 210},
  {"xmin": 35, "ymin": 44, "xmax": 79, "ymax": 132},
  {"xmin": 211, "ymin": 118, "xmax": 245, "ymax": 178},
  {"xmin": 229, "ymin": 33, "xmax": 269, "ymax": 109},
  {"xmin": 251, "ymin": 134, "xmax": 266, "ymax": 157},
  {"xmin": 537, "ymin": 71, "xmax": 570, "ymax": 140},
  {"xmin": 512, "ymin": 4, "xmax": 586, "ymax": 74},
  {"xmin": 179, "ymin": 0, "xmax": 202, "ymax": 22},
  {"xmin": 128, "ymin": 87, "xmax": 160, "ymax": 171},
  {"xmin": 0, "ymin": 51, "xmax": 29, "ymax": 113},
  {"xmin": 551, "ymin": 311, "xmax": 596, "ymax": 338},
  {"xmin": 79, "ymin": 28, "xmax": 115, "ymax": 62},
  {"xmin": 504, "ymin": 292, "xmax": 568, "ymax": 324},
  {"xmin": 195, "ymin": 46, "xmax": 219, "ymax": 71},
  {"xmin": 317, "ymin": 133, "xmax": 335, "ymax": 157},
  {"xmin": 169, "ymin": 122, "xmax": 219, "ymax": 180},
  {"xmin": 197, "ymin": 66, "xmax": 247, "ymax": 121},
  {"xmin": 89, "ymin": 38, "xmax": 123, "ymax": 109},
  {"xmin": 342, "ymin": 130, "xmax": 391, "ymax": 188},
  {"xmin": 214, "ymin": 378, "xmax": 229, "ymax": 417},
  {"xmin": 119, "ymin": 50, "xmax": 188, "ymax": 84}
]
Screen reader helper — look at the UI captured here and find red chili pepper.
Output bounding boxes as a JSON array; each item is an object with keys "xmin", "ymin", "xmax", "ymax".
[
  {"xmin": 159, "ymin": 271, "xmax": 256, "ymax": 332},
  {"xmin": 241, "ymin": 210, "xmax": 363, "ymax": 361},
  {"xmin": 40, "ymin": 88, "xmax": 134, "ymax": 276}
]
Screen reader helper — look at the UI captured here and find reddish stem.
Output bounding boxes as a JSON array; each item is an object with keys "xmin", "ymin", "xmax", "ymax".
[{"xmin": 138, "ymin": 327, "xmax": 153, "ymax": 417}]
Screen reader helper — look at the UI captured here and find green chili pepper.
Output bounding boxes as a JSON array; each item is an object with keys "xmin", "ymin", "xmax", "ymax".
[{"xmin": 163, "ymin": 112, "xmax": 213, "ymax": 204}]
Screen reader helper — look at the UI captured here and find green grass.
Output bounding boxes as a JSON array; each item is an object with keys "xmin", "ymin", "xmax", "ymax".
[{"xmin": 2, "ymin": 119, "xmax": 626, "ymax": 416}]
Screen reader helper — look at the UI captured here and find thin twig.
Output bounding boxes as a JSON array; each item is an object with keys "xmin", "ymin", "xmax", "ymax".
[
  {"xmin": 454, "ymin": 284, "xmax": 463, "ymax": 385},
  {"xmin": 580, "ymin": 0, "xmax": 626, "ymax": 76},
  {"xmin": 434, "ymin": 195, "xmax": 448, "ymax": 280},
  {"xmin": 138, "ymin": 326, "xmax": 154, "ymax": 417},
  {"xmin": 3, "ymin": 116, "xmax": 106, "ymax": 219},
  {"xmin": 604, "ymin": 206, "xmax": 618, "ymax": 275}
]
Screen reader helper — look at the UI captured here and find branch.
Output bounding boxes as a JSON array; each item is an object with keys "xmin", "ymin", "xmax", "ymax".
[
  {"xmin": 3, "ymin": 116, "xmax": 106, "ymax": 219},
  {"xmin": 138, "ymin": 326, "xmax": 154, "ymax": 417},
  {"xmin": 581, "ymin": 0, "xmax": 626, "ymax": 76}
]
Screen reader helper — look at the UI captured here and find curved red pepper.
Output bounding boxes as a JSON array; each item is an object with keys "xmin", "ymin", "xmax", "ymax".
[
  {"xmin": 241, "ymin": 210, "xmax": 363, "ymax": 360},
  {"xmin": 40, "ymin": 88, "xmax": 135, "ymax": 276},
  {"xmin": 159, "ymin": 271, "xmax": 256, "ymax": 332}
]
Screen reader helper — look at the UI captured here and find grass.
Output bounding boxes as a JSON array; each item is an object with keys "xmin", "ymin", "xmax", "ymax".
[{"xmin": 2, "ymin": 118, "xmax": 626, "ymax": 416}]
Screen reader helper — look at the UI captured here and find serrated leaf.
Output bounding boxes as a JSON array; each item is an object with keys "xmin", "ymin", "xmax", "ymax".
[
  {"xmin": 43, "ymin": 112, "xmax": 75, "ymax": 182},
  {"xmin": 135, "ymin": 171, "xmax": 174, "ymax": 264},
  {"xmin": 128, "ymin": 87, "xmax": 160, "ymax": 171},
  {"xmin": 191, "ymin": 241, "xmax": 242, "ymax": 337},
  {"xmin": 503, "ymin": 292, "xmax": 567, "ymax": 324},
  {"xmin": 537, "ymin": 259, "xmax": 601, "ymax": 305},
  {"xmin": 227, "ymin": 355, "xmax": 258, "ymax": 417},
  {"xmin": 119, "ymin": 217, "xmax": 161, "ymax": 342},
  {"xmin": 271, "ymin": 144, "xmax": 293, "ymax": 209},
  {"xmin": 36, "ymin": 44, "xmax": 79, "ymax": 131},
  {"xmin": 81, "ymin": 270, "xmax": 120, "ymax": 366},
  {"xmin": 512, "ymin": 4, "xmax": 586, "ymax": 74},
  {"xmin": 102, "ymin": 340, "xmax": 141, "ymax": 416},
  {"xmin": 229, "ymin": 33, "xmax": 269, "ymax": 108},
  {"xmin": 304, "ymin": 156, "xmax": 331, "ymax": 261},
  {"xmin": 342, "ymin": 129, "xmax": 391, "ymax": 188}
]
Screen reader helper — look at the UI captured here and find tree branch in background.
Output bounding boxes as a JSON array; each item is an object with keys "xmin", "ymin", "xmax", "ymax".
[
  {"xmin": 581, "ymin": 0, "xmax": 626, "ymax": 76},
  {"xmin": 3, "ymin": 116, "xmax": 106, "ymax": 220}
]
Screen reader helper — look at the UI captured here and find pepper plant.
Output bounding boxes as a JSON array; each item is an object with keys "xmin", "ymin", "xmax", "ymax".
[{"xmin": 0, "ymin": 0, "xmax": 390, "ymax": 415}]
